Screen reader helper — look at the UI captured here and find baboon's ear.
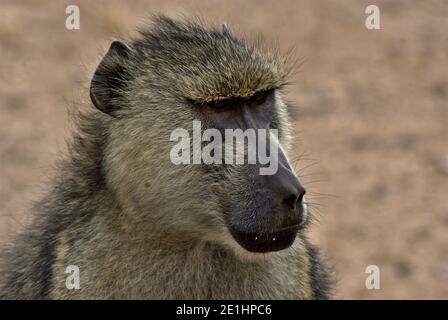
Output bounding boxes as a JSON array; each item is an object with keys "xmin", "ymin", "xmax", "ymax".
[{"xmin": 90, "ymin": 41, "xmax": 131, "ymax": 115}]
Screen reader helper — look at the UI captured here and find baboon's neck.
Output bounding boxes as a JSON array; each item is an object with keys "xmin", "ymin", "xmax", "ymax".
[{"xmin": 60, "ymin": 112, "xmax": 110, "ymax": 198}]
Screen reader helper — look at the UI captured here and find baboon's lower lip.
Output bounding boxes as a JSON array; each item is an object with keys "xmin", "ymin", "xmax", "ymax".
[{"xmin": 229, "ymin": 225, "xmax": 299, "ymax": 253}]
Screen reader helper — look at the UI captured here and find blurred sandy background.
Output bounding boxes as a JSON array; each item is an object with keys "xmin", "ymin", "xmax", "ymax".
[{"xmin": 1, "ymin": 0, "xmax": 447, "ymax": 299}]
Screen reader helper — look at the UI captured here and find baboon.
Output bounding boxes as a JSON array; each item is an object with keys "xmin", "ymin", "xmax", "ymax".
[{"xmin": 0, "ymin": 16, "xmax": 332, "ymax": 299}]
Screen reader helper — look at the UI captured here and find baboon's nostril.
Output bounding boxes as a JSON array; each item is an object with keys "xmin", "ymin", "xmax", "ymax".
[
  {"xmin": 282, "ymin": 189, "xmax": 305, "ymax": 212},
  {"xmin": 283, "ymin": 194, "xmax": 298, "ymax": 211},
  {"xmin": 297, "ymin": 189, "xmax": 306, "ymax": 206}
]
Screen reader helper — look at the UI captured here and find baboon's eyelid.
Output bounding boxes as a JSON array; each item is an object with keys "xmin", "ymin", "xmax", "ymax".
[{"xmin": 187, "ymin": 88, "xmax": 276, "ymax": 108}]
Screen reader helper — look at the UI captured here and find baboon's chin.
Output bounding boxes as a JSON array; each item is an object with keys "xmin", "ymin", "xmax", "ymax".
[{"xmin": 229, "ymin": 225, "xmax": 300, "ymax": 253}]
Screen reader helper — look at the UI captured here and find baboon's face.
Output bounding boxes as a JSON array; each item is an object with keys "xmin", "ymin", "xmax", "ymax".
[
  {"xmin": 89, "ymin": 20, "xmax": 307, "ymax": 254},
  {"xmin": 192, "ymin": 90, "xmax": 308, "ymax": 253}
]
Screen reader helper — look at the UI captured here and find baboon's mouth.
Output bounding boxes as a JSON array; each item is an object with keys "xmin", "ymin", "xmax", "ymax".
[{"xmin": 229, "ymin": 224, "xmax": 300, "ymax": 253}]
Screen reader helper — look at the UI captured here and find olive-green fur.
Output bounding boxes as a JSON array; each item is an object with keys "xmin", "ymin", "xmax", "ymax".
[{"xmin": 0, "ymin": 16, "xmax": 332, "ymax": 299}]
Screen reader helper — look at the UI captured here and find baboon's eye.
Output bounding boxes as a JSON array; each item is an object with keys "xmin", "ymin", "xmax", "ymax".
[
  {"xmin": 212, "ymin": 99, "xmax": 227, "ymax": 109},
  {"xmin": 205, "ymin": 98, "xmax": 234, "ymax": 112},
  {"xmin": 187, "ymin": 98, "xmax": 229, "ymax": 111},
  {"xmin": 251, "ymin": 90, "xmax": 271, "ymax": 105}
]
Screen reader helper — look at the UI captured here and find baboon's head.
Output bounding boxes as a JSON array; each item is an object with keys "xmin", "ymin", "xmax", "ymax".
[{"xmin": 90, "ymin": 16, "xmax": 307, "ymax": 255}]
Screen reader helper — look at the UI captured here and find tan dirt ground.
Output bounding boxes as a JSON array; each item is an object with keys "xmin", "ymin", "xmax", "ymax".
[{"xmin": 1, "ymin": 0, "xmax": 447, "ymax": 299}]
